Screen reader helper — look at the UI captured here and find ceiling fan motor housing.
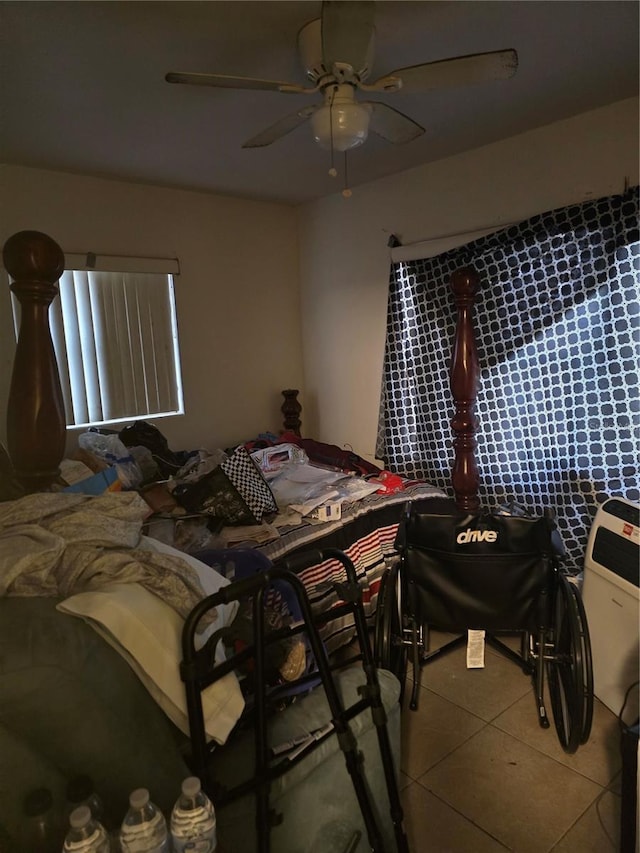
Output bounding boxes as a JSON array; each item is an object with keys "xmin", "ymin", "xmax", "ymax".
[
  {"xmin": 164, "ymin": 5, "xmax": 518, "ymax": 155},
  {"xmin": 297, "ymin": 18, "xmax": 374, "ymax": 84},
  {"xmin": 311, "ymin": 84, "xmax": 371, "ymax": 151}
]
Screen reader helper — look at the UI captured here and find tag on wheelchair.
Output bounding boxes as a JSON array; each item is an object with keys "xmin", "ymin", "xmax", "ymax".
[{"xmin": 466, "ymin": 630, "xmax": 485, "ymax": 668}]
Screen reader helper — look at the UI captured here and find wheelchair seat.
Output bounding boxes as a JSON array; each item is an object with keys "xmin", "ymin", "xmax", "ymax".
[{"xmin": 374, "ymin": 504, "xmax": 594, "ymax": 754}]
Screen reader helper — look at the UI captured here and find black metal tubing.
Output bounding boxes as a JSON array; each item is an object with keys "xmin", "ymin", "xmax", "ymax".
[
  {"xmin": 213, "ymin": 698, "xmax": 371, "ymax": 808},
  {"xmin": 252, "ymin": 585, "xmax": 271, "ymax": 853},
  {"xmin": 409, "ymin": 614, "xmax": 423, "ymax": 712},
  {"xmin": 285, "ymin": 548, "xmax": 409, "ymax": 853},
  {"xmin": 181, "ymin": 548, "xmax": 408, "ymax": 853},
  {"xmin": 620, "ymin": 718, "xmax": 639, "ymax": 853},
  {"xmin": 533, "ymin": 627, "xmax": 550, "ymax": 729},
  {"xmin": 317, "ymin": 548, "xmax": 409, "ymax": 853},
  {"xmin": 279, "ymin": 554, "xmax": 386, "ymax": 853}
]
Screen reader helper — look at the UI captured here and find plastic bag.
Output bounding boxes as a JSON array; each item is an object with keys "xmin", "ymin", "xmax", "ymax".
[
  {"xmin": 250, "ymin": 444, "xmax": 308, "ymax": 480},
  {"xmin": 78, "ymin": 432, "xmax": 143, "ymax": 490}
]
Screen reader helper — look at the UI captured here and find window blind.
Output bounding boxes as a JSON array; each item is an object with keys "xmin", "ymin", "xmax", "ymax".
[
  {"xmin": 49, "ymin": 268, "xmax": 183, "ymax": 427},
  {"xmin": 10, "ymin": 255, "xmax": 184, "ymax": 429}
]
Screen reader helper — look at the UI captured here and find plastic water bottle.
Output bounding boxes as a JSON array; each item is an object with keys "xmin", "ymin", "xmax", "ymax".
[
  {"xmin": 66, "ymin": 775, "xmax": 105, "ymax": 826},
  {"xmin": 119, "ymin": 789, "xmax": 169, "ymax": 853},
  {"xmin": 170, "ymin": 777, "xmax": 217, "ymax": 853},
  {"xmin": 62, "ymin": 805, "xmax": 111, "ymax": 852}
]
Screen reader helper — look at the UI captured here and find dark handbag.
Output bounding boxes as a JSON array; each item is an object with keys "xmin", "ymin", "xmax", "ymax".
[
  {"xmin": 119, "ymin": 419, "xmax": 190, "ymax": 478},
  {"xmin": 401, "ymin": 511, "xmax": 555, "ymax": 632},
  {"xmin": 173, "ymin": 445, "xmax": 277, "ymax": 525}
]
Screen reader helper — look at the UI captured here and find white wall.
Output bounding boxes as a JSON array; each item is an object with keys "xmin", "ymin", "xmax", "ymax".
[
  {"xmin": 2, "ymin": 98, "xmax": 637, "ymax": 465},
  {"xmin": 0, "ymin": 165, "xmax": 303, "ymax": 454},
  {"xmin": 297, "ymin": 98, "xmax": 640, "ymax": 461}
]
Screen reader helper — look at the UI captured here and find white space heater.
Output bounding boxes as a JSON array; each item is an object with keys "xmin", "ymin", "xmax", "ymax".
[{"xmin": 582, "ymin": 496, "xmax": 639, "ymax": 721}]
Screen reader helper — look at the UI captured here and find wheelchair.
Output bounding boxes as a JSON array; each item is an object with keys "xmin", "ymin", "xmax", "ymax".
[{"xmin": 374, "ymin": 503, "xmax": 594, "ymax": 754}]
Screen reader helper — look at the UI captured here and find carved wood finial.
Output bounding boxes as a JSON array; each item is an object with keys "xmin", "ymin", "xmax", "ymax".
[
  {"xmin": 449, "ymin": 267, "xmax": 481, "ymax": 512},
  {"xmin": 281, "ymin": 389, "xmax": 302, "ymax": 435},
  {"xmin": 4, "ymin": 230, "xmax": 66, "ymax": 491}
]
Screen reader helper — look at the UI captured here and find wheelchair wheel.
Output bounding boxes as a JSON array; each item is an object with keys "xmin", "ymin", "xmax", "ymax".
[
  {"xmin": 374, "ymin": 565, "xmax": 407, "ymax": 696},
  {"xmin": 568, "ymin": 579, "xmax": 594, "ymax": 745},
  {"xmin": 547, "ymin": 574, "xmax": 594, "ymax": 753}
]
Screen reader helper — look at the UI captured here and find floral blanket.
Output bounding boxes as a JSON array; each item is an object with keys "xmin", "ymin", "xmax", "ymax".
[{"xmin": 0, "ymin": 491, "xmax": 211, "ymax": 622}]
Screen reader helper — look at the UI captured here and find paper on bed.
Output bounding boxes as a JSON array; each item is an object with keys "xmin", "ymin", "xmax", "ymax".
[
  {"xmin": 289, "ymin": 490, "xmax": 341, "ymax": 517},
  {"xmin": 290, "ymin": 481, "xmax": 381, "ymax": 519},
  {"xmin": 269, "ymin": 464, "xmax": 348, "ymax": 512}
]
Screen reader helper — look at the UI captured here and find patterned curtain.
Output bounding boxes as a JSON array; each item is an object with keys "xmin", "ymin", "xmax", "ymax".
[{"xmin": 376, "ymin": 187, "xmax": 639, "ymax": 571}]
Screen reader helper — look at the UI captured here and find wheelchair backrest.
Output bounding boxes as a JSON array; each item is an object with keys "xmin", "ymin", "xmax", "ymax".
[{"xmin": 398, "ymin": 509, "xmax": 558, "ymax": 633}]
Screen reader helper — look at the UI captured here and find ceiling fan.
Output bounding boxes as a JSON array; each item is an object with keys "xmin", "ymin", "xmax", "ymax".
[{"xmin": 165, "ymin": 1, "xmax": 518, "ymax": 154}]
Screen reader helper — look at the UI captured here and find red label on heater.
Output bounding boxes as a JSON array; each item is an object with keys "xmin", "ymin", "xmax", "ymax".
[{"xmin": 622, "ymin": 522, "xmax": 633, "ymax": 537}]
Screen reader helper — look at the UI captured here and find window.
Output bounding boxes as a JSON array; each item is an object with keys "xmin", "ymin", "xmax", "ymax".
[{"xmin": 11, "ymin": 253, "xmax": 184, "ymax": 429}]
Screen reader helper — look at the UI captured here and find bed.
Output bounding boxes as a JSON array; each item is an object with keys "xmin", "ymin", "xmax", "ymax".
[{"xmin": 0, "ymin": 230, "xmax": 482, "ymax": 850}]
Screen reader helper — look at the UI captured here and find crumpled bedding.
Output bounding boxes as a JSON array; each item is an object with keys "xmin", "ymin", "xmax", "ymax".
[{"xmin": 0, "ymin": 491, "xmax": 213, "ymax": 623}]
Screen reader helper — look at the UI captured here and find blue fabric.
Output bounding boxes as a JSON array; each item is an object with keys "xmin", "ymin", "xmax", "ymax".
[{"xmin": 192, "ymin": 548, "xmax": 320, "ymax": 696}]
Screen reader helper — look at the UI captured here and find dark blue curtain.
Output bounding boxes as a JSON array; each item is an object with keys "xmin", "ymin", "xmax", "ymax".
[{"xmin": 376, "ymin": 187, "xmax": 639, "ymax": 571}]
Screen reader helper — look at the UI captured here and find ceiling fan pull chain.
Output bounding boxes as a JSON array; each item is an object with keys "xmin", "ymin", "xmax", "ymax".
[
  {"xmin": 328, "ymin": 86, "xmax": 338, "ymax": 177},
  {"xmin": 342, "ymin": 151, "xmax": 352, "ymax": 199}
]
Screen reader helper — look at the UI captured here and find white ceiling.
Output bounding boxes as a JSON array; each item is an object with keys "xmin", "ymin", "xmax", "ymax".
[{"xmin": 1, "ymin": 1, "xmax": 638, "ymax": 205}]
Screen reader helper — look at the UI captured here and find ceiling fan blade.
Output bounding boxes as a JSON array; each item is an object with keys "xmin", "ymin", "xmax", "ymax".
[
  {"xmin": 377, "ymin": 49, "xmax": 518, "ymax": 93},
  {"xmin": 367, "ymin": 102, "xmax": 425, "ymax": 145},
  {"xmin": 242, "ymin": 105, "xmax": 319, "ymax": 148},
  {"xmin": 321, "ymin": 1, "xmax": 375, "ymax": 75},
  {"xmin": 165, "ymin": 71, "xmax": 309, "ymax": 94}
]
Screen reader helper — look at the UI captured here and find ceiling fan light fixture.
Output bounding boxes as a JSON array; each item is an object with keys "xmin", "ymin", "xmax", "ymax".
[{"xmin": 311, "ymin": 102, "xmax": 370, "ymax": 151}]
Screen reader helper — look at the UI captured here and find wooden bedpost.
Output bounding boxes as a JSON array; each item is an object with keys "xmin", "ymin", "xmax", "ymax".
[
  {"xmin": 281, "ymin": 389, "xmax": 302, "ymax": 435},
  {"xmin": 3, "ymin": 230, "xmax": 66, "ymax": 491},
  {"xmin": 449, "ymin": 267, "xmax": 481, "ymax": 512}
]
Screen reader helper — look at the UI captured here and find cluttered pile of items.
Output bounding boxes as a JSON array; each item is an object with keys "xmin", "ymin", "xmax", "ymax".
[{"xmin": 46, "ymin": 421, "xmax": 410, "ymax": 554}]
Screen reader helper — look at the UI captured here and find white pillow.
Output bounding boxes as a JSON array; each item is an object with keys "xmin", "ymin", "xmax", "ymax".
[{"xmin": 57, "ymin": 537, "xmax": 244, "ymax": 744}]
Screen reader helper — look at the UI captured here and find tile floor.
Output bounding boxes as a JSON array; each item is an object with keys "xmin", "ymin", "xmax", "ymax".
[{"xmin": 397, "ymin": 631, "xmax": 624, "ymax": 853}]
